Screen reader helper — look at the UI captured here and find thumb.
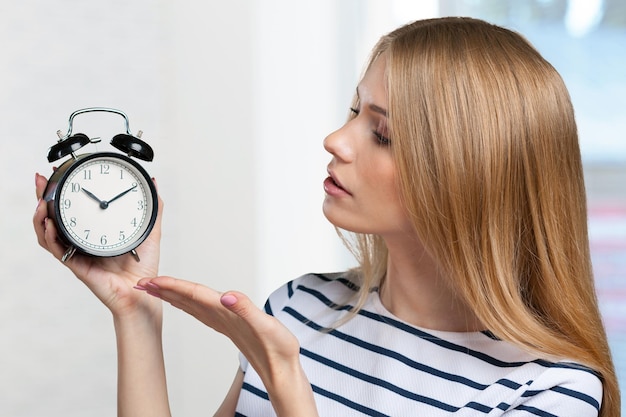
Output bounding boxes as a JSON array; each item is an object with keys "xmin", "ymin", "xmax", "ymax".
[
  {"xmin": 35, "ymin": 173, "xmax": 48, "ymax": 200},
  {"xmin": 220, "ymin": 291, "xmax": 255, "ymax": 319}
]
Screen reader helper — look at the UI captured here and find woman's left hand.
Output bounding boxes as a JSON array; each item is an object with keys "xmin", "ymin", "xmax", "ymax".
[
  {"xmin": 135, "ymin": 277, "xmax": 319, "ymax": 416},
  {"xmin": 135, "ymin": 276, "xmax": 301, "ymax": 382}
]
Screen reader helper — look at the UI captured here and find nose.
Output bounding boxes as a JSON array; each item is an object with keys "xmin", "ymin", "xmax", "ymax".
[{"xmin": 323, "ymin": 123, "xmax": 354, "ymax": 162}]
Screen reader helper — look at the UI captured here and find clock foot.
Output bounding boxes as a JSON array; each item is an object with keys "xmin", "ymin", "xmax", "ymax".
[
  {"xmin": 130, "ymin": 249, "xmax": 141, "ymax": 262},
  {"xmin": 62, "ymin": 246, "xmax": 77, "ymax": 263}
]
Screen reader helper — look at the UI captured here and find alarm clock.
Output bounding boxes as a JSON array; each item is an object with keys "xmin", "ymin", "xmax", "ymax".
[{"xmin": 43, "ymin": 107, "xmax": 158, "ymax": 263}]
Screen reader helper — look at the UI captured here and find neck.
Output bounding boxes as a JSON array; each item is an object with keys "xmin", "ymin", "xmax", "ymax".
[{"xmin": 379, "ymin": 235, "xmax": 484, "ymax": 333}]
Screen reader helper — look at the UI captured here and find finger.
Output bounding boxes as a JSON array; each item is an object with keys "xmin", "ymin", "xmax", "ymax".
[
  {"xmin": 146, "ymin": 184, "xmax": 164, "ymax": 237},
  {"xmin": 149, "ymin": 177, "xmax": 163, "ymax": 216},
  {"xmin": 218, "ymin": 291, "xmax": 278, "ymax": 339},
  {"xmin": 153, "ymin": 194, "xmax": 164, "ymax": 234},
  {"xmin": 136, "ymin": 277, "xmax": 248, "ymax": 336},
  {"xmin": 33, "ymin": 198, "xmax": 48, "ymax": 248},
  {"xmin": 137, "ymin": 276, "xmax": 221, "ymax": 311},
  {"xmin": 34, "ymin": 173, "xmax": 50, "ymax": 247},
  {"xmin": 35, "ymin": 173, "xmax": 48, "ymax": 200},
  {"xmin": 43, "ymin": 217, "xmax": 70, "ymax": 261}
]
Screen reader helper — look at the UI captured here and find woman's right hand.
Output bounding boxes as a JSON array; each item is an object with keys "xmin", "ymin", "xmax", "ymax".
[
  {"xmin": 35, "ymin": 172, "xmax": 172, "ymax": 417},
  {"xmin": 33, "ymin": 172, "xmax": 164, "ymax": 319}
]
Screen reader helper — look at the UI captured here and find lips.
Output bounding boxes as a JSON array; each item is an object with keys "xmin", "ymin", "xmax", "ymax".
[{"xmin": 324, "ymin": 170, "xmax": 351, "ymax": 196}]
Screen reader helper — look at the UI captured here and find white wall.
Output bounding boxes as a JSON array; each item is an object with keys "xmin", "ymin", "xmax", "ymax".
[
  {"xmin": 250, "ymin": 0, "xmax": 358, "ymax": 300},
  {"xmin": 0, "ymin": 1, "xmax": 377, "ymax": 415}
]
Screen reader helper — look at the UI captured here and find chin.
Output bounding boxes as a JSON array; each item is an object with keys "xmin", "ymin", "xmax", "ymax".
[
  {"xmin": 323, "ymin": 201, "xmax": 348, "ymax": 229},
  {"xmin": 322, "ymin": 204, "xmax": 365, "ymax": 234}
]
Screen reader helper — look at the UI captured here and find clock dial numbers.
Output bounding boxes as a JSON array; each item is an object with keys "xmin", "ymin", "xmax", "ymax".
[{"xmin": 56, "ymin": 155, "xmax": 155, "ymax": 256}]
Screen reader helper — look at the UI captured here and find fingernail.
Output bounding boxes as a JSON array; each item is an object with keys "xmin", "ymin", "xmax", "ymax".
[
  {"xmin": 146, "ymin": 290, "xmax": 161, "ymax": 299},
  {"xmin": 133, "ymin": 285, "xmax": 147, "ymax": 291},
  {"xmin": 146, "ymin": 282, "xmax": 160, "ymax": 290},
  {"xmin": 221, "ymin": 294, "xmax": 238, "ymax": 307}
]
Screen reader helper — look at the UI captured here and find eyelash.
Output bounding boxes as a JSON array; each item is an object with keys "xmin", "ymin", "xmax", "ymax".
[{"xmin": 349, "ymin": 107, "xmax": 391, "ymax": 146}]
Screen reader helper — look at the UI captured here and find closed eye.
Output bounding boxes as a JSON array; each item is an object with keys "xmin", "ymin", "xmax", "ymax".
[
  {"xmin": 374, "ymin": 131, "xmax": 391, "ymax": 146},
  {"xmin": 349, "ymin": 107, "xmax": 391, "ymax": 146}
]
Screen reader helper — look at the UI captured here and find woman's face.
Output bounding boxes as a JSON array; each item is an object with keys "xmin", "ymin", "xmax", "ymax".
[{"xmin": 323, "ymin": 55, "xmax": 412, "ymax": 238}]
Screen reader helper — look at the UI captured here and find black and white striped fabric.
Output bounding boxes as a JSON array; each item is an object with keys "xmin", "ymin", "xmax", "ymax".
[{"xmin": 235, "ymin": 273, "xmax": 602, "ymax": 416}]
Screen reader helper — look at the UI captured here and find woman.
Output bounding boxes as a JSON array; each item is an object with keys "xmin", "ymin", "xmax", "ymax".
[{"xmin": 34, "ymin": 17, "xmax": 619, "ymax": 416}]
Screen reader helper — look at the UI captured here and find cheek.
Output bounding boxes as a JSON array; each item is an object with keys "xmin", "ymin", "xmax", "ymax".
[
  {"xmin": 371, "ymin": 160, "xmax": 400, "ymax": 200},
  {"xmin": 365, "ymin": 159, "xmax": 405, "ymax": 216}
]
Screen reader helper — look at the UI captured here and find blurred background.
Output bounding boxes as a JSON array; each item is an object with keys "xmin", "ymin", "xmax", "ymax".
[{"xmin": 0, "ymin": 0, "xmax": 624, "ymax": 415}]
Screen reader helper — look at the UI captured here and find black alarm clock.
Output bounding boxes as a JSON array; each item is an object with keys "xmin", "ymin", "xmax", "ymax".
[{"xmin": 43, "ymin": 107, "xmax": 158, "ymax": 262}]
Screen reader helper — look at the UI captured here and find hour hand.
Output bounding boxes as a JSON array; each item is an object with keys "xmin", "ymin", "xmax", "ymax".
[{"xmin": 82, "ymin": 188, "xmax": 109, "ymax": 209}]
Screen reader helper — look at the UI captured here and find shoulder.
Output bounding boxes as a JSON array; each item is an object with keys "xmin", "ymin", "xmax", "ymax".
[
  {"xmin": 239, "ymin": 272, "xmax": 358, "ymax": 374},
  {"xmin": 505, "ymin": 360, "xmax": 603, "ymax": 416},
  {"xmin": 263, "ymin": 271, "xmax": 361, "ymax": 317}
]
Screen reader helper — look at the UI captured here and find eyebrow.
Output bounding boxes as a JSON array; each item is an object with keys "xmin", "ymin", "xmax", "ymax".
[
  {"xmin": 369, "ymin": 104, "xmax": 388, "ymax": 117},
  {"xmin": 356, "ymin": 87, "xmax": 388, "ymax": 117}
]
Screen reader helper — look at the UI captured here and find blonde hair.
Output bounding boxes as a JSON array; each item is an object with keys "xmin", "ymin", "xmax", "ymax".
[{"xmin": 342, "ymin": 17, "xmax": 619, "ymax": 417}]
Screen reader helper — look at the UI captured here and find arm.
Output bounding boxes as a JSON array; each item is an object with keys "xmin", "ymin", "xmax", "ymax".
[
  {"xmin": 34, "ymin": 173, "xmax": 171, "ymax": 417},
  {"xmin": 213, "ymin": 369, "xmax": 244, "ymax": 417},
  {"xmin": 136, "ymin": 277, "xmax": 319, "ymax": 417},
  {"xmin": 114, "ymin": 308, "xmax": 170, "ymax": 417}
]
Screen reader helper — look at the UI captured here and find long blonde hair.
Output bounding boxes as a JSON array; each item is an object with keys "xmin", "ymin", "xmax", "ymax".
[{"xmin": 343, "ymin": 17, "xmax": 619, "ymax": 417}]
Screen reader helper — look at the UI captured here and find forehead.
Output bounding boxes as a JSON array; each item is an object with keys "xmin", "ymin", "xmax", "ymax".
[{"xmin": 357, "ymin": 54, "xmax": 388, "ymax": 105}]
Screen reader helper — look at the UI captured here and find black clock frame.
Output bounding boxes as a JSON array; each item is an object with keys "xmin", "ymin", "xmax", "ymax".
[{"xmin": 43, "ymin": 108, "xmax": 157, "ymax": 262}]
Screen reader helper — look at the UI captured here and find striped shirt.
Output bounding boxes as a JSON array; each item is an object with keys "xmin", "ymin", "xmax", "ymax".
[{"xmin": 235, "ymin": 272, "xmax": 602, "ymax": 416}]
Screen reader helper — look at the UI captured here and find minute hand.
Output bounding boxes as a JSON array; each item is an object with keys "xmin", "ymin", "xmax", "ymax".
[{"xmin": 106, "ymin": 184, "xmax": 138, "ymax": 206}]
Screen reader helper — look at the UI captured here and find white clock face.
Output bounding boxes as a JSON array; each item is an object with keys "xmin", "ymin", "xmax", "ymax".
[{"xmin": 56, "ymin": 155, "xmax": 156, "ymax": 256}]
